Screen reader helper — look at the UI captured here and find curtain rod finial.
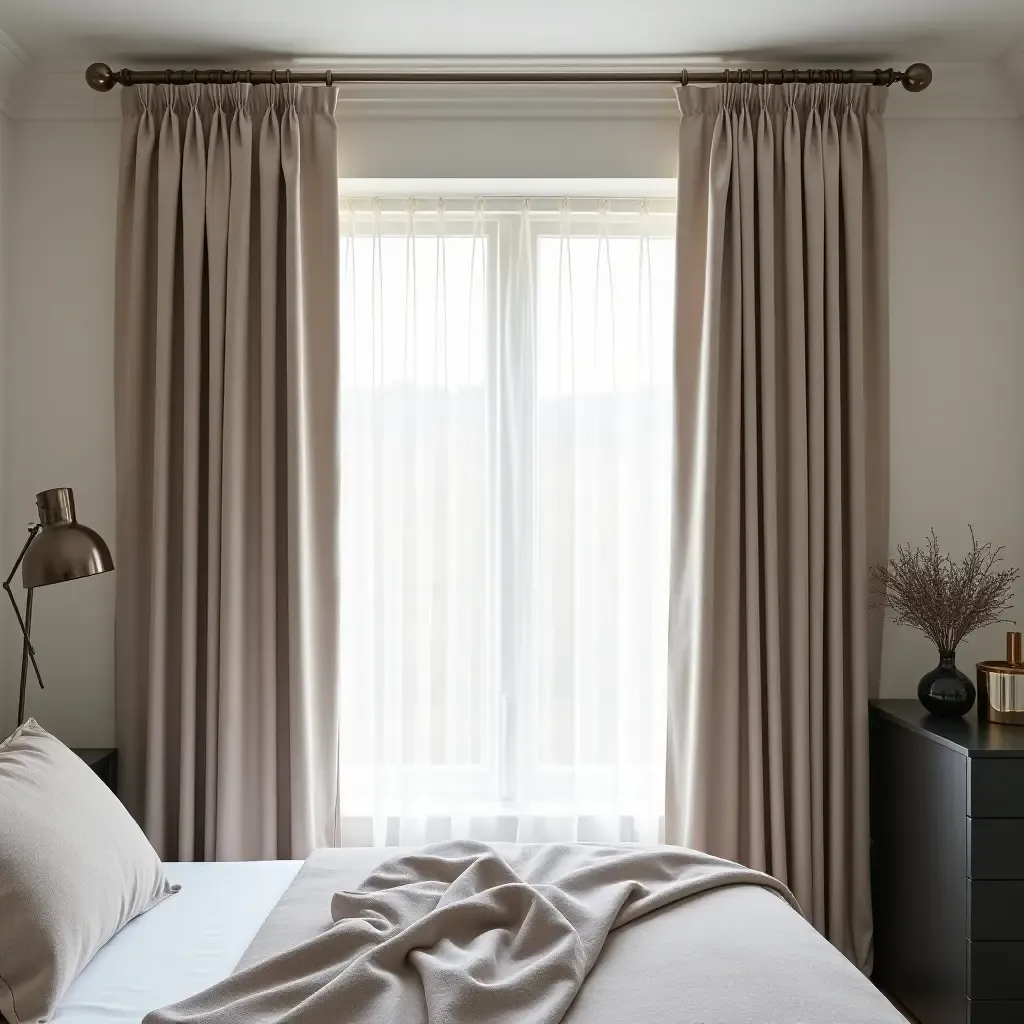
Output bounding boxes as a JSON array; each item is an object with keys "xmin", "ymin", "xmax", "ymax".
[
  {"xmin": 85, "ymin": 62, "xmax": 116, "ymax": 92},
  {"xmin": 901, "ymin": 62, "xmax": 932, "ymax": 92}
]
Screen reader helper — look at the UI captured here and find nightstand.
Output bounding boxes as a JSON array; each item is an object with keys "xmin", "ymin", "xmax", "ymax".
[
  {"xmin": 870, "ymin": 699, "xmax": 1024, "ymax": 1024},
  {"xmin": 72, "ymin": 747, "xmax": 118, "ymax": 794}
]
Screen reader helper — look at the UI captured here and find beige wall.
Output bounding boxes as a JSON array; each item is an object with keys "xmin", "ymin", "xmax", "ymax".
[
  {"xmin": 882, "ymin": 117, "xmax": 1024, "ymax": 695},
  {"xmin": 0, "ymin": 102, "xmax": 1021, "ymax": 739},
  {"xmin": 0, "ymin": 118, "xmax": 120, "ymax": 741}
]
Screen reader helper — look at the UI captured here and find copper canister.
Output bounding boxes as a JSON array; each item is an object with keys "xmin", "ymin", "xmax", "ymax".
[{"xmin": 978, "ymin": 631, "xmax": 1024, "ymax": 724}]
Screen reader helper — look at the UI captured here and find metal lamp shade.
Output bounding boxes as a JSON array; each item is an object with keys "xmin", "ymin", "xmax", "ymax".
[{"xmin": 21, "ymin": 487, "xmax": 114, "ymax": 588}]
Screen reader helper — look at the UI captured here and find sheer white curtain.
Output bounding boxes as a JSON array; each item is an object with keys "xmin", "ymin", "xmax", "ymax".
[{"xmin": 338, "ymin": 196, "xmax": 675, "ymax": 846}]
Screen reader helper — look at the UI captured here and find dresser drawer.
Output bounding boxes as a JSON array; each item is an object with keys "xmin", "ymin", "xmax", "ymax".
[
  {"xmin": 970, "ymin": 759, "xmax": 1024, "ymax": 817},
  {"xmin": 969, "ymin": 819, "xmax": 1024, "ymax": 879},
  {"xmin": 969, "ymin": 998, "xmax": 1024, "ymax": 1024},
  {"xmin": 970, "ymin": 882, "xmax": 1024, "ymax": 939},
  {"xmin": 968, "ymin": 941, "xmax": 1024, "ymax": 999}
]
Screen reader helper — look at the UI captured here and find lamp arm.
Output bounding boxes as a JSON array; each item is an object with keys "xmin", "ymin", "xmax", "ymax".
[
  {"xmin": 4, "ymin": 524, "xmax": 45, "ymax": 694},
  {"xmin": 5, "ymin": 523, "xmax": 40, "ymax": 589},
  {"xmin": 3, "ymin": 583, "xmax": 44, "ymax": 693}
]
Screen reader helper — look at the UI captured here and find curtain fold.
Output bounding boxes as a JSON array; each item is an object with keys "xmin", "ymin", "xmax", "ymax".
[
  {"xmin": 114, "ymin": 83, "xmax": 341, "ymax": 860},
  {"xmin": 666, "ymin": 83, "xmax": 889, "ymax": 969}
]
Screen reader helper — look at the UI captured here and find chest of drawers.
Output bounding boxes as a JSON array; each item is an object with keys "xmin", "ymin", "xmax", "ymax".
[{"xmin": 871, "ymin": 700, "xmax": 1024, "ymax": 1024}]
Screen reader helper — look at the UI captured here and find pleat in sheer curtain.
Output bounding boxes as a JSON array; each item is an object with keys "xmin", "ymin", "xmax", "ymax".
[{"xmin": 337, "ymin": 197, "xmax": 675, "ymax": 846}]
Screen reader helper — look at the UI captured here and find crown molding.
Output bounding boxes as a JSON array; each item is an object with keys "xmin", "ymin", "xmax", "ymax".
[{"xmin": 2, "ymin": 56, "xmax": 1020, "ymax": 122}]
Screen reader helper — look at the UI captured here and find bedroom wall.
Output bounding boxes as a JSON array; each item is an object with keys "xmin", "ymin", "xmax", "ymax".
[
  {"xmin": 0, "ymin": 118, "xmax": 120, "ymax": 742},
  {"xmin": 0, "ymin": 72, "xmax": 1021, "ymax": 739},
  {"xmin": 882, "ymin": 117, "xmax": 1024, "ymax": 695}
]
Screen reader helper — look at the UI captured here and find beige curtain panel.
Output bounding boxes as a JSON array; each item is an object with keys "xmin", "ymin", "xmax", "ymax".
[
  {"xmin": 114, "ymin": 83, "xmax": 341, "ymax": 860},
  {"xmin": 666, "ymin": 84, "xmax": 889, "ymax": 969}
]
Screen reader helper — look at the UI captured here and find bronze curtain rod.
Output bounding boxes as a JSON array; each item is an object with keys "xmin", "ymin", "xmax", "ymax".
[{"xmin": 85, "ymin": 61, "xmax": 933, "ymax": 93}]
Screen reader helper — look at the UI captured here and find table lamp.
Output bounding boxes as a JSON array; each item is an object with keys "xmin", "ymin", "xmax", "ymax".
[{"xmin": 3, "ymin": 488, "xmax": 114, "ymax": 724}]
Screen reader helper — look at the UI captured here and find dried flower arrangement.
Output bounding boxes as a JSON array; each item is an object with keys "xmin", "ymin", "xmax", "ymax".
[{"xmin": 871, "ymin": 527, "xmax": 1019, "ymax": 655}]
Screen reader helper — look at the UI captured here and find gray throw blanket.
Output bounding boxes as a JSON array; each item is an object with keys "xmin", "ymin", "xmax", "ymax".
[{"xmin": 145, "ymin": 840, "xmax": 800, "ymax": 1024}]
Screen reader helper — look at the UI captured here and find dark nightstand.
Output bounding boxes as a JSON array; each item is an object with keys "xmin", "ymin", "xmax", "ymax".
[
  {"xmin": 73, "ymin": 747, "xmax": 118, "ymax": 794},
  {"xmin": 870, "ymin": 699, "xmax": 1024, "ymax": 1024}
]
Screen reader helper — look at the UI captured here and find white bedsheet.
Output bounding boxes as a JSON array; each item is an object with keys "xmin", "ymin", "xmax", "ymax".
[{"xmin": 54, "ymin": 861, "xmax": 302, "ymax": 1024}]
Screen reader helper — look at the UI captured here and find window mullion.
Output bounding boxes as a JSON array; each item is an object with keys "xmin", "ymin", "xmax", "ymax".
[
  {"xmin": 495, "ymin": 207, "xmax": 537, "ymax": 810},
  {"xmin": 517, "ymin": 206, "xmax": 538, "ymax": 814},
  {"xmin": 494, "ymin": 211, "xmax": 517, "ymax": 807}
]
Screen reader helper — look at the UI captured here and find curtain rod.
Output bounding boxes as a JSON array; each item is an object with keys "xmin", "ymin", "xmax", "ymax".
[{"xmin": 85, "ymin": 61, "xmax": 933, "ymax": 93}]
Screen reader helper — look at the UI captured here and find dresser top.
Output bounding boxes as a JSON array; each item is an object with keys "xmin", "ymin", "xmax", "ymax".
[{"xmin": 872, "ymin": 699, "xmax": 1024, "ymax": 757}]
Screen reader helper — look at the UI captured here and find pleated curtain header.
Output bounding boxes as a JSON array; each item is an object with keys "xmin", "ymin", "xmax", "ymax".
[
  {"xmin": 676, "ymin": 82, "xmax": 888, "ymax": 117},
  {"xmin": 122, "ymin": 80, "xmax": 886, "ymax": 122},
  {"xmin": 121, "ymin": 82, "xmax": 339, "ymax": 120}
]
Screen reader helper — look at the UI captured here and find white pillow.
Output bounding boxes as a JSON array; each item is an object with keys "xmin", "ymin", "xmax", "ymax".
[{"xmin": 0, "ymin": 718, "xmax": 179, "ymax": 1023}]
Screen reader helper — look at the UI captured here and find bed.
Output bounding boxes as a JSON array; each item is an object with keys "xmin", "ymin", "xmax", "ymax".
[
  {"xmin": 5, "ymin": 721, "xmax": 906, "ymax": 1024},
  {"xmin": 52, "ymin": 848, "xmax": 905, "ymax": 1024}
]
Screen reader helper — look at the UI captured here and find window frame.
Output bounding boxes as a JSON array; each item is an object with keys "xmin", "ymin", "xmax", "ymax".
[{"xmin": 337, "ymin": 192, "xmax": 675, "ymax": 819}]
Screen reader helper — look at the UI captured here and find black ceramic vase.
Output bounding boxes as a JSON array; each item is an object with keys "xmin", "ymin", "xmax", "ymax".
[{"xmin": 917, "ymin": 650, "xmax": 976, "ymax": 717}]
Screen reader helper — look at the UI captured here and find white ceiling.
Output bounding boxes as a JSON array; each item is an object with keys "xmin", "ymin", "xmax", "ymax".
[{"xmin": 0, "ymin": 0, "xmax": 1022, "ymax": 65}]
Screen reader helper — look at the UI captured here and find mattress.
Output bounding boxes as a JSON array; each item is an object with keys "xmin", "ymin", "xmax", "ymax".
[
  {"xmin": 55, "ymin": 850, "xmax": 902, "ymax": 1024},
  {"xmin": 561, "ymin": 884, "xmax": 899, "ymax": 1024},
  {"xmin": 237, "ymin": 846, "xmax": 902, "ymax": 1024},
  {"xmin": 54, "ymin": 861, "xmax": 302, "ymax": 1024}
]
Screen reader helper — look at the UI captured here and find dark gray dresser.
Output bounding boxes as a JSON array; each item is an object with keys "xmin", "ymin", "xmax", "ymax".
[{"xmin": 871, "ymin": 699, "xmax": 1024, "ymax": 1024}]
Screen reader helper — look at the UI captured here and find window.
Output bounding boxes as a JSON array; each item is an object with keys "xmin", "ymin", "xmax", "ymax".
[{"xmin": 338, "ymin": 196, "xmax": 675, "ymax": 845}]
